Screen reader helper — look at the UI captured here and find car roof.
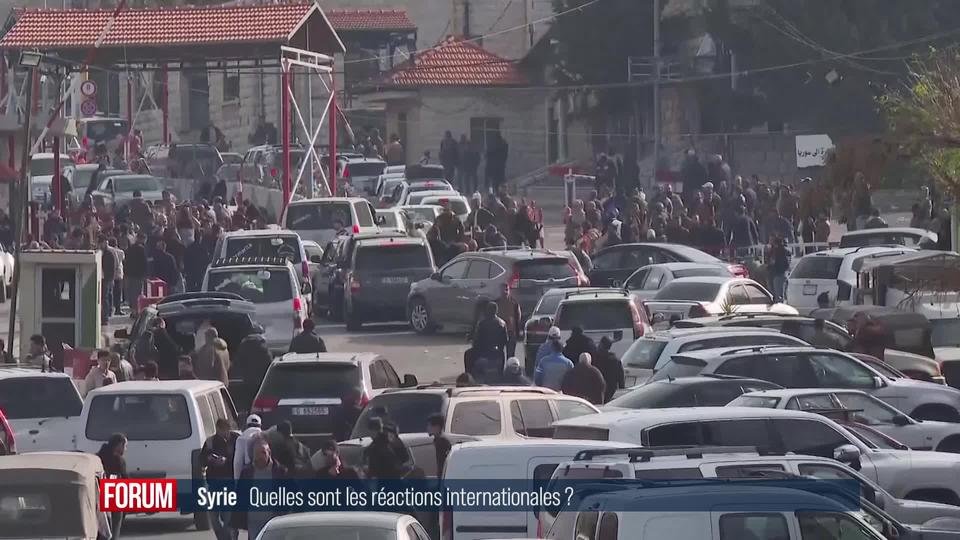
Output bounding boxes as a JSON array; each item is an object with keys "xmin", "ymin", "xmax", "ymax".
[
  {"xmin": 643, "ymin": 262, "xmax": 726, "ymax": 271},
  {"xmin": 601, "ymin": 243, "xmax": 719, "ymax": 259},
  {"xmin": 553, "ymin": 406, "xmax": 820, "ymax": 429},
  {"xmin": 341, "ymin": 156, "xmax": 386, "ymax": 165},
  {"xmin": 401, "ymin": 204, "xmax": 443, "ymax": 211},
  {"xmin": 559, "ymin": 291, "xmax": 631, "ymax": 303},
  {"xmin": 209, "ymin": 257, "xmax": 294, "ymax": 269},
  {"xmin": 472, "ymin": 249, "xmax": 568, "ymax": 262},
  {"xmin": 222, "ymin": 228, "xmax": 300, "ymax": 238},
  {"xmin": 87, "ymin": 380, "xmax": 224, "ymax": 395},
  {"xmin": 355, "ymin": 236, "xmax": 427, "ymax": 247},
  {"xmin": 741, "ymin": 388, "xmax": 872, "ymax": 399},
  {"xmin": 0, "ymin": 367, "xmax": 73, "ymax": 380},
  {"xmin": 73, "ymin": 163, "xmax": 102, "ymax": 171},
  {"xmin": 638, "ymin": 375, "xmax": 780, "ymax": 387},
  {"xmin": 31, "ymin": 153, "xmax": 71, "ymax": 160},
  {"xmin": 453, "ymin": 439, "xmax": 636, "ymax": 453},
  {"xmin": 663, "ymin": 276, "xmax": 741, "ymax": 285},
  {"xmin": 380, "ymin": 385, "xmax": 558, "ymax": 397},
  {"xmin": 274, "ymin": 352, "xmax": 378, "ymax": 366},
  {"xmin": 805, "ymin": 246, "xmax": 915, "ymax": 258},
  {"xmin": 155, "ymin": 295, "xmax": 256, "ymax": 314},
  {"xmin": 288, "ymin": 197, "xmax": 368, "ymax": 205},
  {"xmin": 265, "ymin": 512, "xmax": 405, "ymax": 529}
]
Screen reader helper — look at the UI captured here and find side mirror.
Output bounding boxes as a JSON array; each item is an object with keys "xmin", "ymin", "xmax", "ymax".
[
  {"xmin": 833, "ymin": 444, "xmax": 862, "ymax": 465},
  {"xmin": 430, "ymin": 272, "xmax": 442, "ymax": 281},
  {"xmin": 873, "ymin": 376, "xmax": 885, "ymax": 389},
  {"xmin": 310, "ymin": 255, "xmax": 323, "ymax": 263},
  {"xmin": 892, "ymin": 414, "xmax": 910, "ymax": 426},
  {"xmin": 402, "ymin": 374, "xmax": 418, "ymax": 387},
  {"xmin": 114, "ymin": 328, "xmax": 130, "ymax": 339}
]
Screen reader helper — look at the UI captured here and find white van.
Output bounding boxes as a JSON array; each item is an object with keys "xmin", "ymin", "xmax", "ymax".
[
  {"xmin": 543, "ymin": 483, "xmax": 886, "ymax": 540},
  {"xmin": 76, "ymin": 380, "xmax": 238, "ymax": 529},
  {"xmin": 0, "ymin": 367, "xmax": 83, "ymax": 452},
  {"xmin": 441, "ymin": 439, "xmax": 635, "ymax": 540},
  {"xmin": 284, "ymin": 197, "xmax": 379, "ymax": 246}
]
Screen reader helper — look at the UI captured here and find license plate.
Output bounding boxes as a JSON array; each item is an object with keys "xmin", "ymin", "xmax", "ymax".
[
  {"xmin": 381, "ymin": 277, "xmax": 409, "ymax": 284},
  {"xmin": 292, "ymin": 406, "xmax": 328, "ymax": 416},
  {"xmin": 803, "ymin": 284, "xmax": 817, "ymax": 295}
]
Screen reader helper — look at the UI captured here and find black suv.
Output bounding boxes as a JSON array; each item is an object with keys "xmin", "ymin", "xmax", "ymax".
[{"xmin": 343, "ymin": 235, "xmax": 435, "ymax": 330}]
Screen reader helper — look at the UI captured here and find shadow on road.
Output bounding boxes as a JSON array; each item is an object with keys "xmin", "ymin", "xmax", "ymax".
[{"xmin": 122, "ymin": 515, "xmax": 195, "ymax": 536}]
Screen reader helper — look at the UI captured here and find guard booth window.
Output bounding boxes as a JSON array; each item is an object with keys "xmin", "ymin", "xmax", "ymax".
[{"xmin": 40, "ymin": 268, "xmax": 78, "ymax": 352}]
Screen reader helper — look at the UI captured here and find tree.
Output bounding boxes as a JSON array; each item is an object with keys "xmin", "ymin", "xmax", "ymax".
[{"xmin": 880, "ymin": 49, "xmax": 960, "ymax": 195}]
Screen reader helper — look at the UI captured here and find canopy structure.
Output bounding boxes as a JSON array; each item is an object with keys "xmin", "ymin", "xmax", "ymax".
[{"xmin": 0, "ymin": 2, "xmax": 346, "ymax": 208}]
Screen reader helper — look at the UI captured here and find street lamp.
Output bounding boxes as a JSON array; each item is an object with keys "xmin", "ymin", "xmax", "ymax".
[{"xmin": 19, "ymin": 51, "xmax": 42, "ymax": 68}]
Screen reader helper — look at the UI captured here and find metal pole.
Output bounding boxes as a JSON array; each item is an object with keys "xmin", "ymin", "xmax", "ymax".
[
  {"xmin": 125, "ymin": 74, "xmax": 132, "ymax": 162},
  {"xmin": 53, "ymin": 135, "xmax": 60, "ymax": 214},
  {"xmin": 161, "ymin": 64, "xmax": 169, "ymax": 144},
  {"xmin": 306, "ymin": 66, "xmax": 314, "ymax": 198},
  {"xmin": 328, "ymin": 73, "xmax": 337, "ymax": 196},
  {"xmin": 8, "ymin": 68, "xmax": 33, "ymax": 360},
  {"xmin": 651, "ymin": 0, "xmax": 661, "ymax": 188},
  {"xmin": 281, "ymin": 62, "xmax": 291, "ymax": 211}
]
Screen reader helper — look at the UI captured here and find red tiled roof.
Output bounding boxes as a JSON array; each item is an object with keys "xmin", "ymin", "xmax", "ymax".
[
  {"xmin": 382, "ymin": 35, "xmax": 527, "ymax": 87},
  {"xmin": 0, "ymin": 4, "xmax": 326, "ymax": 49},
  {"xmin": 325, "ymin": 9, "xmax": 415, "ymax": 32}
]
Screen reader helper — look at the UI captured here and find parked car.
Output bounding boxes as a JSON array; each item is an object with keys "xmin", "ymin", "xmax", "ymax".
[
  {"xmin": 643, "ymin": 276, "xmax": 798, "ymax": 323},
  {"xmin": 522, "ymin": 287, "xmax": 612, "ymax": 374},
  {"xmin": 840, "ymin": 227, "xmax": 939, "ymax": 249},
  {"xmin": 376, "ymin": 207, "xmax": 408, "ymax": 235},
  {"xmin": 624, "ymin": 262, "xmax": 733, "ymax": 302},
  {"xmin": 0, "ymin": 367, "xmax": 83, "ymax": 452},
  {"xmin": 339, "ymin": 156, "xmax": 387, "ymax": 196},
  {"xmin": 283, "ymin": 197, "xmax": 379, "ymax": 246},
  {"xmin": 552, "ymin": 406, "xmax": 960, "ymax": 505},
  {"xmin": 553, "ymin": 289, "xmax": 651, "ymax": 357},
  {"xmin": 257, "ymin": 512, "xmax": 429, "ymax": 540},
  {"xmin": 250, "ymin": 352, "xmax": 417, "ymax": 449},
  {"xmin": 619, "ymin": 326, "xmax": 809, "ymax": 387},
  {"xmin": 650, "ymin": 345, "xmax": 960, "ymax": 422},
  {"xmin": 785, "ymin": 247, "xmax": 915, "ymax": 314},
  {"xmin": 405, "ymin": 189, "xmax": 460, "ymax": 206},
  {"xmin": 201, "ymin": 257, "xmax": 309, "ymax": 354},
  {"xmin": 606, "ymin": 375, "xmax": 782, "ymax": 409},
  {"xmin": 29, "ymin": 152, "xmax": 75, "ymax": 203},
  {"xmin": 213, "ymin": 228, "xmax": 310, "ymax": 282},
  {"xmin": 731, "ymin": 388, "xmax": 960, "ymax": 453},
  {"xmin": 408, "ymin": 249, "xmax": 584, "ymax": 334},
  {"xmin": 588, "ymin": 243, "xmax": 746, "ymax": 287},
  {"xmin": 90, "ymin": 173, "xmax": 165, "ymax": 210}
]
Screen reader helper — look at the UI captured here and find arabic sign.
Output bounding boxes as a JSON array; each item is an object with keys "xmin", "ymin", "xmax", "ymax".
[{"xmin": 796, "ymin": 134, "xmax": 835, "ymax": 168}]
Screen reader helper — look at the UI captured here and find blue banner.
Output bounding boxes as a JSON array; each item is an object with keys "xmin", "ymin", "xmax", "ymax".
[{"xmin": 182, "ymin": 478, "xmax": 862, "ymax": 513}]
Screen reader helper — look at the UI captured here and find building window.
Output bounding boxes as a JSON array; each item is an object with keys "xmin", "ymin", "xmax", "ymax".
[
  {"xmin": 469, "ymin": 117, "xmax": 502, "ymax": 154},
  {"xmin": 223, "ymin": 70, "xmax": 240, "ymax": 103}
]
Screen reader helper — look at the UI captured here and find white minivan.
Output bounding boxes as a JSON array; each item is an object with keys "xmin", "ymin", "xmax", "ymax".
[
  {"xmin": 76, "ymin": 380, "xmax": 238, "ymax": 529},
  {"xmin": 441, "ymin": 439, "xmax": 635, "ymax": 540},
  {"xmin": 284, "ymin": 197, "xmax": 379, "ymax": 246},
  {"xmin": 0, "ymin": 367, "xmax": 83, "ymax": 453}
]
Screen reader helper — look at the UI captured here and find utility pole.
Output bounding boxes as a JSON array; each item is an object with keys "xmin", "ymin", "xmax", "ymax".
[
  {"xmin": 651, "ymin": 0, "xmax": 661, "ymax": 189},
  {"xmin": 8, "ymin": 67, "xmax": 33, "ymax": 357}
]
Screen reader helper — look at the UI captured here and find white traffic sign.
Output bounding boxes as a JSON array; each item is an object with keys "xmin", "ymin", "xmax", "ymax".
[
  {"xmin": 80, "ymin": 80, "xmax": 97, "ymax": 97},
  {"xmin": 80, "ymin": 98, "xmax": 97, "ymax": 117}
]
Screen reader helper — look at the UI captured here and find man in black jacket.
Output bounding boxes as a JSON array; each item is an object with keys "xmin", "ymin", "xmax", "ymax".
[
  {"xmin": 100, "ymin": 237, "xmax": 116, "ymax": 325},
  {"xmin": 593, "ymin": 337, "xmax": 625, "ymax": 403},
  {"xmin": 200, "ymin": 419, "xmax": 239, "ymax": 540},
  {"xmin": 125, "ymin": 233, "xmax": 148, "ymax": 315},
  {"xmin": 563, "ymin": 326, "xmax": 596, "ymax": 362},
  {"xmin": 151, "ymin": 240, "xmax": 183, "ymax": 294},
  {"xmin": 331, "ymin": 387, "xmax": 363, "ymax": 441},
  {"xmin": 288, "ymin": 320, "xmax": 327, "ymax": 354},
  {"xmin": 470, "ymin": 301, "xmax": 508, "ymax": 381}
]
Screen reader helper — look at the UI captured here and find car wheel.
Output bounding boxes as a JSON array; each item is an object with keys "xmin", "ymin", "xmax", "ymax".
[
  {"xmin": 912, "ymin": 405, "xmax": 960, "ymax": 423},
  {"xmin": 193, "ymin": 511, "xmax": 211, "ymax": 531},
  {"xmin": 936, "ymin": 436, "xmax": 960, "ymax": 453},
  {"xmin": 409, "ymin": 297, "xmax": 434, "ymax": 334},
  {"xmin": 345, "ymin": 302, "xmax": 363, "ymax": 331}
]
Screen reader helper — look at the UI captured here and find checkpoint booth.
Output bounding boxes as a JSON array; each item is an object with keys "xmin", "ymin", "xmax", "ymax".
[{"xmin": 19, "ymin": 250, "xmax": 102, "ymax": 380}]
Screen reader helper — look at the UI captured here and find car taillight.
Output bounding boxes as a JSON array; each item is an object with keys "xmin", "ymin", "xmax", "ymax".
[
  {"xmin": 630, "ymin": 304, "xmax": 645, "ymax": 339},
  {"xmin": 508, "ymin": 271, "xmax": 520, "ymax": 291},
  {"xmin": 301, "ymin": 261, "xmax": 309, "ymax": 277},
  {"xmin": 293, "ymin": 298, "xmax": 303, "ymax": 329},
  {"xmin": 349, "ymin": 273, "xmax": 361, "ymax": 293},
  {"xmin": 352, "ymin": 223, "xmax": 360, "ymax": 234},
  {"xmin": 270, "ymin": 167, "xmax": 278, "ymax": 178},
  {"xmin": 728, "ymin": 264, "xmax": 748, "ymax": 277},
  {"xmin": 251, "ymin": 396, "xmax": 279, "ymax": 413},
  {"xmin": 343, "ymin": 166, "xmax": 350, "ymax": 178},
  {"xmin": 359, "ymin": 392, "xmax": 370, "ymax": 407}
]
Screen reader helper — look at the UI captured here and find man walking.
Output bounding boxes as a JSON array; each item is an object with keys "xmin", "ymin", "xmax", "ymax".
[
  {"xmin": 231, "ymin": 439, "xmax": 287, "ymax": 540},
  {"xmin": 593, "ymin": 336, "xmax": 624, "ymax": 403},
  {"xmin": 124, "ymin": 232, "xmax": 148, "ymax": 315},
  {"xmin": 561, "ymin": 353, "xmax": 606, "ymax": 405},
  {"xmin": 85, "ymin": 350, "xmax": 118, "ymax": 390},
  {"xmin": 108, "ymin": 238, "xmax": 125, "ymax": 316},
  {"xmin": 233, "ymin": 414, "xmax": 263, "ymax": 479},
  {"xmin": 470, "ymin": 301, "xmax": 509, "ymax": 381},
  {"xmin": 495, "ymin": 283, "xmax": 521, "ymax": 357},
  {"xmin": 192, "ymin": 327, "xmax": 231, "ymax": 385},
  {"xmin": 289, "ymin": 319, "xmax": 327, "ymax": 353},
  {"xmin": 534, "ymin": 340, "xmax": 573, "ymax": 391},
  {"xmin": 99, "ymin": 237, "xmax": 117, "ymax": 325},
  {"xmin": 440, "ymin": 131, "xmax": 459, "ymax": 183},
  {"xmin": 200, "ymin": 418, "xmax": 239, "ymax": 540}
]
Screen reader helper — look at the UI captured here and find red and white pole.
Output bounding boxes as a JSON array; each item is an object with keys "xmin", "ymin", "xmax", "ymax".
[{"xmin": 328, "ymin": 73, "xmax": 337, "ymax": 196}]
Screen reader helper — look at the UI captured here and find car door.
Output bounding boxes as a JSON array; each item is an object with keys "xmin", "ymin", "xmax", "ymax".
[
  {"xmin": 832, "ymin": 392, "xmax": 932, "ymax": 450},
  {"xmin": 314, "ymin": 240, "xmax": 340, "ymax": 307},
  {"xmin": 459, "ymin": 259, "xmax": 494, "ymax": 324},
  {"xmin": 427, "ymin": 259, "xmax": 470, "ymax": 322}
]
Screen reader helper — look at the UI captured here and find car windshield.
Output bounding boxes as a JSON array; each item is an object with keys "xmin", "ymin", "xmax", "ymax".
[
  {"xmin": 840, "ymin": 233, "xmax": 921, "ymax": 247},
  {"xmin": 83, "ymin": 119, "xmax": 128, "ymax": 143},
  {"xmin": 0, "ymin": 377, "xmax": 82, "ymax": 419},
  {"xmin": 791, "ymin": 256, "xmax": 843, "ymax": 280},
  {"xmin": 351, "ymin": 393, "xmax": 445, "ymax": 437},
  {"xmin": 931, "ymin": 318, "xmax": 960, "ymax": 347},
  {"xmin": 225, "ymin": 236, "xmax": 302, "ymax": 263},
  {"xmin": 345, "ymin": 162, "xmax": 386, "ymax": 176},
  {"xmin": 422, "ymin": 198, "xmax": 469, "ymax": 215},
  {"xmin": 30, "ymin": 157, "xmax": 74, "ymax": 177},
  {"xmin": 673, "ymin": 267, "xmax": 730, "ymax": 278},
  {"xmin": 71, "ymin": 168, "xmax": 98, "ymax": 190},
  {"xmin": 517, "ymin": 259, "xmax": 576, "ymax": 280},
  {"xmin": 621, "ymin": 338, "xmax": 669, "ymax": 368},
  {"xmin": 654, "ymin": 282, "xmax": 722, "ymax": 301},
  {"xmin": 842, "ymin": 423, "xmax": 903, "ymax": 450},
  {"xmin": 260, "ymin": 364, "xmax": 359, "ymax": 398},
  {"xmin": 114, "ymin": 176, "xmax": 161, "ymax": 193},
  {"xmin": 286, "ymin": 202, "xmax": 354, "ymax": 230},
  {"xmin": 377, "ymin": 212, "xmax": 399, "ymax": 228},
  {"xmin": 206, "ymin": 268, "xmax": 294, "ymax": 303},
  {"xmin": 260, "ymin": 526, "xmax": 396, "ymax": 540},
  {"xmin": 356, "ymin": 244, "xmax": 430, "ymax": 270},
  {"xmin": 556, "ymin": 300, "xmax": 632, "ymax": 330},
  {"xmin": 403, "ymin": 207, "xmax": 439, "ymax": 223},
  {"xmin": 727, "ymin": 395, "xmax": 780, "ymax": 408},
  {"xmin": 86, "ymin": 394, "xmax": 191, "ymax": 440}
]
